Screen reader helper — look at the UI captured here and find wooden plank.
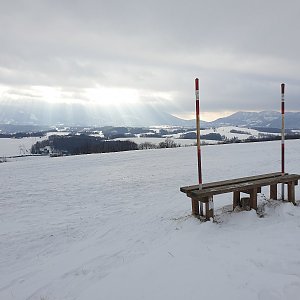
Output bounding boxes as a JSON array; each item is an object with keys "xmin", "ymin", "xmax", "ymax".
[
  {"xmin": 233, "ymin": 191, "xmax": 240, "ymax": 210},
  {"xmin": 270, "ymin": 184, "xmax": 277, "ymax": 200},
  {"xmin": 189, "ymin": 174, "xmax": 300, "ymax": 199},
  {"xmin": 181, "ymin": 172, "xmax": 283, "ymax": 193},
  {"xmin": 180, "ymin": 172, "xmax": 283, "ymax": 193},
  {"xmin": 205, "ymin": 197, "xmax": 214, "ymax": 220},
  {"xmin": 205, "ymin": 202, "xmax": 209, "ymax": 220},
  {"xmin": 189, "ymin": 196, "xmax": 209, "ymax": 203},
  {"xmin": 191, "ymin": 198, "xmax": 199, "ymax": 216},
  {"xmin": 242, "ymin": 187, "xmax": 261, "ymax": 194},
  {"xmin": 288, "ymin": 181, "xmax": 295, "ymax": 204},
  {"xmin": 250, "ymin": 188, "xmax": 258, "ymax": 210}
]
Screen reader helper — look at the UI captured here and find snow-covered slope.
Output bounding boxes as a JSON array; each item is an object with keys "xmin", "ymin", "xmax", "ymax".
[
  {"xmin": 1, "ymin": 140, "xmax": 300, "ymax": 299},
  {"xmin": 175, "ymin": 126, "xmax": 281, "ymax": 144}
]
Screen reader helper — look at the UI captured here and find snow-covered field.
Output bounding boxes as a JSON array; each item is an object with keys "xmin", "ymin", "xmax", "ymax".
[
  {"xmin": 177, "ymin": 126, "xmax": 281, "ymax": 141},
  {"xmin": 0, "ymin": 126, "xmax": 285, "ymax": 158},
  {"xmin": 0, "ymin": 137, "xmax": 43, "ymax": 157},
  {"xmin": 0, "ymin": 132, "xmax": 70, "ymax": 157},
  {"xmin": 1, "ymin": 140, "xmax": 300, "ymax": 300}
]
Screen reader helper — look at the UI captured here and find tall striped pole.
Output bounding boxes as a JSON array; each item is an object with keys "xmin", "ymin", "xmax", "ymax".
[
  {"xmin": 195, "ymin": 78, "xmax": 203, "ymax": 215},
  {"xmin": 281, "ymin": 83, "xmax": 285, "ymax": 200},
  {"xmin": 195, "ymin": 78, "xmax": 202, "ymax": 187}
]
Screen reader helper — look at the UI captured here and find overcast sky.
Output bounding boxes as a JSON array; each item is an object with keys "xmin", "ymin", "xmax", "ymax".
[{"xmin": 1, "ymin": 0, "xmax": 300, "ymax": 121}]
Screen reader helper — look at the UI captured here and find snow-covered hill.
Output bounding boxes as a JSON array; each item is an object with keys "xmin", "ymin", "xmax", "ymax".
[
  {"xmin": 210, "ymin": 111, "xmax": 300, "ymax": 129},
  {"xmin": 1, "ymin": 140, "xmax": 300, "ymax": 299}
]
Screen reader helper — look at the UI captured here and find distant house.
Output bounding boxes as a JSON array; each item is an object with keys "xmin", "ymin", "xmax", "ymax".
[
  {"xmin": 50, "ymin": 149, "xmax": 69, "ymax": 157},
  {"xmin": 39, "ymin": 146, "xmax": 51, "ymax": 155}
]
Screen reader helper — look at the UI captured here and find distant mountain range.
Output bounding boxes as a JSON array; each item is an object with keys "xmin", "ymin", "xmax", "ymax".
[
  {"xmin": 209, "ymin": 111, "xmax": 300, "ymax": 129},
  {"xmin": 0, "ymin": 101, "xmax": 205, "ymax": 127},
  {"xmin": 0, "ymin": 101, "xmax": 299, "ymax": 129}
]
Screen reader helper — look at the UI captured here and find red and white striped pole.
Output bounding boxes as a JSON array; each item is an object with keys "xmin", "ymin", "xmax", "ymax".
[
  {"xmin": 195, "ymin": 78, "xmax": 202, "ymax": 187},
  {"xmin": 195, "ymin": 78, "xmax": 203, "ymax": 216},
  {"xmin": 281, "ymin": 83, "xmax": 285, "ymax": 200},
  {"xmin": 195, "ymin": 78, "xmax": 203, "ymax": 215}
]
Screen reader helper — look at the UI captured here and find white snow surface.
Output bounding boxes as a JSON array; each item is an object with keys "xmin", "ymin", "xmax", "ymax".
[
  {"xmin": 0, "ymin": 132, "xmax": 69, "ymax": 157},
  {"xmin": 177, "ymin": 126, "xmax": 280, "ymax": 141},
  {"xmin": 0, "ymin": 137, "xmax": 43, "ymax": 157},
  {"xmin": 1, "ymin": 140, "xmax": 300, "ymax": 300}
]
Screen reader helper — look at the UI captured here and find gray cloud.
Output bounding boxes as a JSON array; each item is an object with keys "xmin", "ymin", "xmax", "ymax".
[{"xmin": 1, "ymin": 0, "xmax": 300, "ymax": 120}]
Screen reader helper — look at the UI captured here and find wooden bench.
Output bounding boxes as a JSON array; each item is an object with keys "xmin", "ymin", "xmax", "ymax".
[{"xmin": 180, "ymin": 172, "xmax": 300, "ymax": 220}]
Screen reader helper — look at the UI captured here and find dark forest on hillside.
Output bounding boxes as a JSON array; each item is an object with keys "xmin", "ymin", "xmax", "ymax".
[{"xmin": 31, "ymin": 135, "xmax": 138, "ymax": 155}]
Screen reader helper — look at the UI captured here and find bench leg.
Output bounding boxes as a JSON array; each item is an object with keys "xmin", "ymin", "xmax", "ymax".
[
  {"xmin": 288, "ymin": 181, "xmax": 295, "ymax": 204},
  {"xmin": 270, "ymin": 184, "xmax": 277, "ymax": 200},
  {"xmin": 205, "ymin": 197, "xmax": 214, "ymax": 220},
  {"xmin": 191, "ymin": 198, "xmax": 199, "ymax": 216},
  {"xmin": 250, "ymin": 187, "xmax": 258, "ymax": 210},
  {"xmin": 233, "ymin": 191, "xmax": 240, "ymax": 210},
  {"xmin": 200, "ymin": 202, "xmax": 204, "ymax": 217}
]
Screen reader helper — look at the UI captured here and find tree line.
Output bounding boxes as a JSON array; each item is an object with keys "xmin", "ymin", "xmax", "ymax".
[{"xmin": 31, "ymin": 135, "xmax": 138, "ymax": 155}]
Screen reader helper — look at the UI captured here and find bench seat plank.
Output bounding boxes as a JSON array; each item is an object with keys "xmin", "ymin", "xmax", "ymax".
[
  {"xmin": 187, "ymin": 174, "xmax": 300, "ymax": 200},
  {"xmin": 180, "ymin": 172, "xmax": 283, "ymax": 193}
]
